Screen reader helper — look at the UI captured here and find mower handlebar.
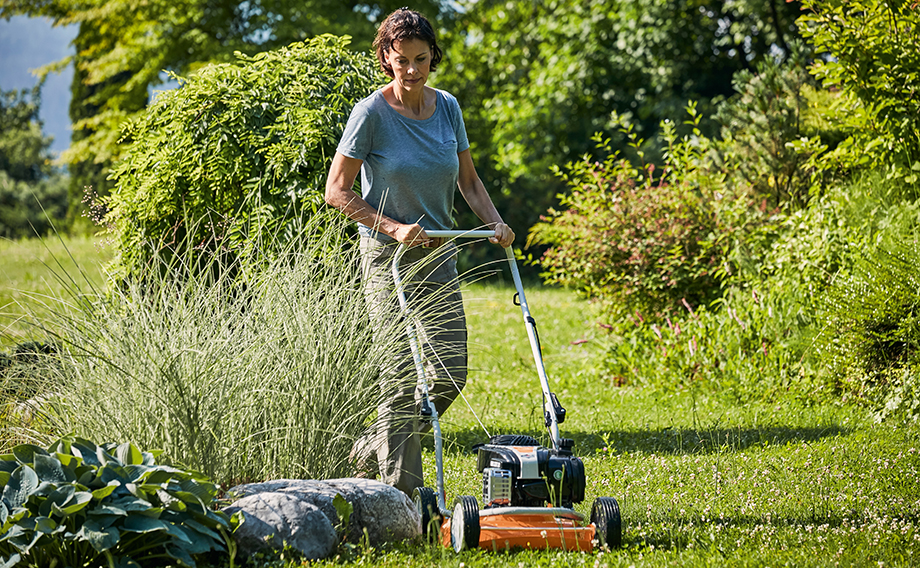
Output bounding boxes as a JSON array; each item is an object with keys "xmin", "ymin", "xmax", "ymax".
[{"xmin": 424, "ymin": 230, "xmax": 496, "ymax": 239}]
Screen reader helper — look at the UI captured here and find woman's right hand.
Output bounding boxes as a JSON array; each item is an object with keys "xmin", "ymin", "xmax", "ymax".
[{"xmin": 394, "ymin": 223, "xmax": 431, "ymax": 247}]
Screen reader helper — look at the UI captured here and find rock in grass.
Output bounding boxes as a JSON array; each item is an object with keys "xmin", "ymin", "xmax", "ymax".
[
  {"xmin": 223, "ymin": 478, "xmax": 421, "ymax": 558},
  {"xmin": 223, "ymin": 492, "xmax": 337, "ymax": 559}
]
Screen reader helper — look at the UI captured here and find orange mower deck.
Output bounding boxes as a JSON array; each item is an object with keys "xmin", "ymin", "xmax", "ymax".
[{"xmin": 440, "ymin": 510, "xmax": 596, "ymax": 552}]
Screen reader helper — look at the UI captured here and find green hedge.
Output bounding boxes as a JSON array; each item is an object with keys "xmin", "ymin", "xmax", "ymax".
[{"xmin": 106, "ymin": 34, "xmax": 385, "ymax": 282}]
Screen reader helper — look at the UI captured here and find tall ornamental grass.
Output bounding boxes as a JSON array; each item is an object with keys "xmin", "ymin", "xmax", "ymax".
[{"xmin": 21, "ymin": 216, "xmax": 424, "ymax": 483}]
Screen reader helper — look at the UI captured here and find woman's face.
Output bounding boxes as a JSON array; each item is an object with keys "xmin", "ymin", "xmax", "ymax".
[{"xmin": 386, "ymin": 37, "xmax": 432, "ymax": 93}]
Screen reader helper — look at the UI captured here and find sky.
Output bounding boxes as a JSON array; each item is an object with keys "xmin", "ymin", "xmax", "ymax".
[{"xmin": 0, "ymin": 16, "xmax": 78, "ymax": 156}]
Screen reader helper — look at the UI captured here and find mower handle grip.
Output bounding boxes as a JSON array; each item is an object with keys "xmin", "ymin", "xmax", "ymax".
[{"xmin": 424, "ymin": 230, "xmax": 496, "ymax": 239}]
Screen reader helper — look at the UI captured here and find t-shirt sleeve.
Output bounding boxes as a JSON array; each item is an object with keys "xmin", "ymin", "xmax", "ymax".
[
  {"xmin": 336, "ymin": 102, "xmax": 374, "ymax": 160},
  {"xmin": 447, "ymin": 94, "xmax": 471, "ymax": 153}
]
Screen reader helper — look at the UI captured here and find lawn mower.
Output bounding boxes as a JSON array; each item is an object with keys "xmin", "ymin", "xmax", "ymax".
[{"xmin": 391, "ymin": 229, "xmax": 622, "ymax": 553}]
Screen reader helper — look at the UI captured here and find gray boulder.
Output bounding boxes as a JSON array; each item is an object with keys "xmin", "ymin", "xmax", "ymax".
[
  {"xmin": 223, "ymin": 478, "xmax": 421, "ymax": 559},
  {"xmin": 223, "ymin": 492, "xmax": 337, "ymax": 559}
]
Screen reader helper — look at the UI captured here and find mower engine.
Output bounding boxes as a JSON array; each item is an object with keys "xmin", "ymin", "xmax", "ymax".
[{"xmin": 476, "ymin": 435, "xmax": 586, "ymax": 509}]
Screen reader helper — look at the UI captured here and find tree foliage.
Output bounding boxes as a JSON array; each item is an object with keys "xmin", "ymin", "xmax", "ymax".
[
  {"xmin": 0, "ymin": 85, "xmax": 69, "ymax": 238},
  {"xmin": 796, "ymin": 0, "xmax": 920, "ymax": 186},
  {"xmin": 105, "ymin": 35, "xmax": 384, "ymax": 281},
  {"xmin": 0, "ymin": 0, "xmax": 445, "ymax": 217},
  {"xmin": 436, "ymin": 0, "xmax": 803, "ymax": 237}
]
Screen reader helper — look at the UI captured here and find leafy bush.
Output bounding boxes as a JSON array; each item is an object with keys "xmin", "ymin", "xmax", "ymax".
[
  {"xmin": 21, "ymin": 215, "xmax": 412, "ymax": 484},
  {"xmin": 0, "ymin": 436, "xmax": 237, "ymax": 567},
  {"xmin": 797, "ymin": 0, "xmax": 920, "ymax": 186},
  {"xmin": 106, "ymin": 34, "xmax": 385, "ymax": 282},
  {"xmin": 529, "ymin": 109, "xmax": 766, "ymax": 322},
  {"xmin": 819, "ymin": 238, "xmax": 920, "ymax": 420},
  {"xmin": 715, "ymin": 45, "xmax": 818, "ymax": 208}
]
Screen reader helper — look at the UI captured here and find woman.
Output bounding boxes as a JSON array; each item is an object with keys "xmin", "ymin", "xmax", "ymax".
[{"xmin": 325, "ymin": 7, "xmax": 513, "ymax": 496}]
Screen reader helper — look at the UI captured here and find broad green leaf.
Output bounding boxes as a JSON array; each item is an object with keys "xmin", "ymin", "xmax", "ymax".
[
  {"xmin": 96, "ymin": 503, "xmax": 127, "ymax": 516},
  {"xmin": 176, "ymin": 517, "xmax": 222, "ymax": 542},
  {"xmin": 85, "ymin": 511, "xmax": 118, "ymax": 529},
  {"xmin": 0, "ymin": 460, "xmax": 18, "ymax": 474},
  {"xmin": 53, "ymin": 491, "xmax": 92, "ymax": 516},
  {"xmin": 12, "ymin": 445, "xmax": 48, "ymax": 466},
  {"xmin": 2, "ymin": 466, "xmax": 39, "ymax": 509},
  {"xmin": 33, "ymin": 454, "xmax": 69, "ymax": 483},
  {"xmin": 156, "ymin": 489, "xmax": 186, "ymax": 512},
  {"xmin": 80, "ymin": 518, "xmax": 120, "ymax": 552},
  {"xmin": 115, "ymin": 442, "xmax": 143, "ymax": 466},
  {"xmin": 161, "ymin": 520, "xmax": 194, "ymax": 544},
  {"xmin": 55, "ymin": 452, "xmax": 81, "ymax": 468},
  {"xmin": 34, "ymin": 516, "xmax": 57, "ymax": 534},
  {"xmin": 71, "ymin": 443, "xmax": 100, "ymax": 467},
  {"xmin": 96, "ymin": 446, "xmax": 118, "ymax": 467},
  {"xmin": 122, "ymin": 515, "xmax": 168, "ymax": 533},
  {"xmin": 37, "ymin": 485, "xmax": 74, "ymax": 517},
  {"xmin": 124, "ymin": 465, "xmax": 150, "ymax": 482},
  {"xmin": 92, "ymin": 483, "xmax": 119, "ymax": 500},
  {"xmin": 165, "ymin": 543, "xmax": 196, "ymax": 567},
  {"xmin": 138, "ymin": 468, "xmax": 178, "ymax": 486},
  {"xmin": 0, "ymin": 471, "xmax": 10, "ymax": 488},
  {"xmin": 0, "ymin": 501, "xmax": 7, "ymax": 525},
  {"xmin": 0, "ymin": 553, "xmax": 21, "ymax": 568}
]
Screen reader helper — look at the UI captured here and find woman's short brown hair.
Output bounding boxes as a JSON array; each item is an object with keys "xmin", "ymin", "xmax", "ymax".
[{"xmin": 373, "ymin": 8, "xmax": 443, "ymax": 78}]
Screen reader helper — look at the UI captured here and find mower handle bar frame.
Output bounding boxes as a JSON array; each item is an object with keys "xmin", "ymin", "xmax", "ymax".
[{"xmin": 391, "ymin": 229, "xmax": 564, "ymax": 516}]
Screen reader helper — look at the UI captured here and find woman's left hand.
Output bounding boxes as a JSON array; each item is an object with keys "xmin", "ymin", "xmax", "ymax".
[{"xmin": 489, "ymin": 223, "xmax": 515, "ymax": 248}]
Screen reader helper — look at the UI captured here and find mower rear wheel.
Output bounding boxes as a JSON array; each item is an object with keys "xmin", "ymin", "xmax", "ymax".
[
  {"xmin": 590, "ymin": 497, "xmax": 622, "ymax": 549},
  {"xmin": 450, "ymin": 495, "xmax": 480, "ymax": 552},
  {"xmin": 413, "ymin": 487, "xmax": 440, "ymax": 539}
]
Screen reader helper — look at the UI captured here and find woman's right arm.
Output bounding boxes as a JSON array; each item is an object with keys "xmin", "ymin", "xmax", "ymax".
[{"xmin": 324, "ymin": 152, "xmax": 429, "ymax": 245}]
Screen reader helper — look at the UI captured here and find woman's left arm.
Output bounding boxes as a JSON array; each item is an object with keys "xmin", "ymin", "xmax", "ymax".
[{"xmin": 457, "ymin": 149, "xmax": 515, "ymax": 247}]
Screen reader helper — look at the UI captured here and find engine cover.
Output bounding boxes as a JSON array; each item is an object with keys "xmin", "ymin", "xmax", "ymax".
[{"xmin": 476, "ymin": 436, "xmax": 586, "ymax": 509}]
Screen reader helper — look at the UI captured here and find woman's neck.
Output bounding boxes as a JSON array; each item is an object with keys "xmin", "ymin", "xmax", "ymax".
[{"xmin": 385, "ymin": 83, "xmax": 435, "ymax": 120}]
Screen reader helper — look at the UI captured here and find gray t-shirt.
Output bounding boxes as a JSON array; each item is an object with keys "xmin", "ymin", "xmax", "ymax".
[{"xmin": 336, "ymin": 88, "xmax": 471, "ymax": 240}]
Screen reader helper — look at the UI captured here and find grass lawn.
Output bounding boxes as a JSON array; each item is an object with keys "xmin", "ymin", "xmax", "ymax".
[
  {"xmin": 0, "ymin": 234, "xmax": 111, "ymax": 348},
  {"xmin": 307, "ymin": 280, "xmax": 920, "ymax": 567},
  {"xmin": 2, "ymin": 237, "xmax": 918, "ymax": 567}
]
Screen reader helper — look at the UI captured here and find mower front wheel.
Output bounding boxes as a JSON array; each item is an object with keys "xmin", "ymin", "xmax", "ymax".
[
  {"xmin": 591, "ymin": 496, "xmax": 622, "ymax": 549},
  {"xmin": 450, "ymin": 495, "xmax": 480, "ymax": 552},
  {"xmin": 413, "ymin": 487, "xmax": 441, "ymax": 539}
]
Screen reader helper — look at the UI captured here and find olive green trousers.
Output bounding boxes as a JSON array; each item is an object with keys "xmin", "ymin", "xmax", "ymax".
[{"xmin": 356, "ymin": 236, "xmax": 467, "ymax": 496}]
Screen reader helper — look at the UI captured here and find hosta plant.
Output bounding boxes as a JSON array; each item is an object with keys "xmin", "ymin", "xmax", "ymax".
[{"xmin": 0, "ymin": 436, "xmax": 238, "ymax": 567}]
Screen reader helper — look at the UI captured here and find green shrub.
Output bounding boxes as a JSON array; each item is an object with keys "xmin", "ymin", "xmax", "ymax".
[
  {"xmin": 714, "ymin": 45, "xmax": 817, "ymax": 208},
  {"xmin": 598, "ymin": 285, "xmax": 826, "ymax": 402},
  {"xmin": 529, "ymin": 108, "xmax": 767, "ymax": 322},
  {"xmin": 0, "ymin": 436, "xmax": 237, "ymax": 567},
  {"xmin": 820, "ymin": 238, "xmax": 920, "ymax": 420},
  {"xmin": 106, "ymin": 34, "xmax": 385, "ymax": 282},
  {"xmin": 796, "ymin": 0, "xmax": 920, "ymax": 187}
]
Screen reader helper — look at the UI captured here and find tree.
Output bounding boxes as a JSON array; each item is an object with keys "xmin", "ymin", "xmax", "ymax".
[
  {"xmin": 434, "ymin": 0, "xmax": 803, "ymax": 239},
  {"xmin": 0, "ymin": 85, "xmax": 69, "ymax": 238},
  {"xmin": 0, "ymin": 0, "xmax": 447, "ymax": 220},
  {"xmin": 0, "ymin": 85, "xmax": 51, "ymax": 184}
]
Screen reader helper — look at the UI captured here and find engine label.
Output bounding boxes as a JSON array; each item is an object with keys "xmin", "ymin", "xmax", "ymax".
[{"xmin": 511, "ymin": 446, "xmax": 540, "ymax": 479}]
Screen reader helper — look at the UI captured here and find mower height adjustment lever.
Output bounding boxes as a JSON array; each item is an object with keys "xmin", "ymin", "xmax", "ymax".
[{"xmin": 544, "ymin": 392, "xmax": 566, "ymax": 428}]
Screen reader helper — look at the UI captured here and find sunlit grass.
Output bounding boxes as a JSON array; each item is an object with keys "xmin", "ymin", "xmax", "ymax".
[
  {"xmin": 0, "ymin": 234, "xmax": 111, "ymax": 348},
  {"xmin": 2, "ymin": 237, "xmax": 918, "ymax": 566}
]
